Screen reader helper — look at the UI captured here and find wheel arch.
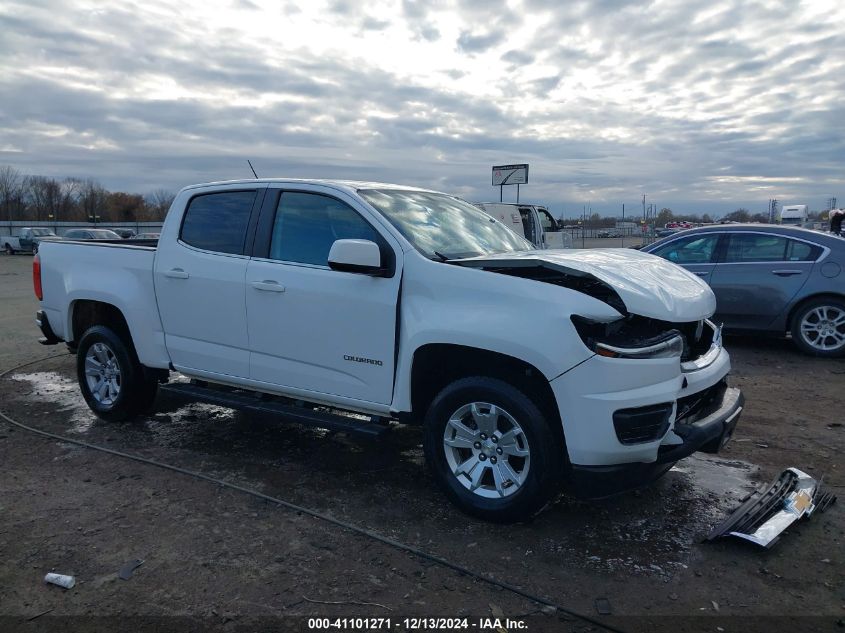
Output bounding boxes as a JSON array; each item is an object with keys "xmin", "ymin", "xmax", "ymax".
[
  {"xmin": 408, "ymin": 343, "xmax": 563, "ymax": 443},
  {"xmin": 785, "ymin": 292, "xmax": 845, "ymax": 332},
  {"xmin": 69, "ymin": 299, "xmax": 136, "ymax": 354}
]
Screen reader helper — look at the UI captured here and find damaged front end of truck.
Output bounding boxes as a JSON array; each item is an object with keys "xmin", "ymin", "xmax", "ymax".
[{"xmin": 455, "ymin": 247, "xmax": 744, "ymax": 498}]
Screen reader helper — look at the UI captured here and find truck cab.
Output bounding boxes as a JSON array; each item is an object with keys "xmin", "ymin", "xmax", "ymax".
[{"xmin": 475, "ymin": 202, "xmax": 571, "ymax": 249}]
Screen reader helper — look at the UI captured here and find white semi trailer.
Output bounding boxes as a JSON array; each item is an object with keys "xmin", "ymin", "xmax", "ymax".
[{"xmin": 780, "ymin": 205, "xmax": 808, "ymax": 226}]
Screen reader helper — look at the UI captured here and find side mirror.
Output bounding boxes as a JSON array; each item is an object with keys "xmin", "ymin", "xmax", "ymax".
[{"xmin": 328, "ymin": 239, "xmax": 384, "ymax": 275}]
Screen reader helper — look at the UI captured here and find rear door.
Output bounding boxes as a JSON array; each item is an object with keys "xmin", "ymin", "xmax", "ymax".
[
  {"xmin": 709, "ymin": 231, "xmax": 819, "ymax": 329},
  {"xmin": 245, "ymin": 186, "xmax": 402, "ymax": 404},
  {"xmin": 647, "ymin": 232, "xmax": 722, "ymax": 283},
  {"xmin": 154, "ymin": 185, "xmax": 265, "ymax": 377}
]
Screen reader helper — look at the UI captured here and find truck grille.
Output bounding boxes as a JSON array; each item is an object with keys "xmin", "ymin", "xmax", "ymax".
[{"xmin": 675, "ymin": 379, "xmax": 727, "ymax": 426}]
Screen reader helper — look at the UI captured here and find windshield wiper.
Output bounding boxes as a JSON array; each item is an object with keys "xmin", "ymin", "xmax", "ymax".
[{"xmin": 432, "ymin": 251, "xmax": 452, "ymax": 262}]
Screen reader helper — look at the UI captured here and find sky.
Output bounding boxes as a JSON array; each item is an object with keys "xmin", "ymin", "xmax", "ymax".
[{"xmin": 1, "ymin": 0, "xmax": 844, "ymax": 218}]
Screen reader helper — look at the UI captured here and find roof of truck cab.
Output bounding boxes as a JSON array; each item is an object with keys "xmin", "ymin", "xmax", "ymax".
[{"xmin": 181, "ymin": 179, "xmax": 440, "ymax": 195}]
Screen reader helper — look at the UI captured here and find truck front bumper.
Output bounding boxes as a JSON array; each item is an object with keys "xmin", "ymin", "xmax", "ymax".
[
  {"xmin": 549, "ymin": 344, "xmax": 743, "ymax": 497},
  {"xmin": 567, "ymin": 382, "xmax": 743, "ymax": 498}
]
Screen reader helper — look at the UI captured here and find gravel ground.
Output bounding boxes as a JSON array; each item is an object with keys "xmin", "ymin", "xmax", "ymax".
[{"xmin": 0, "ymin": 252, "xmax": 842, "ymax": 633}]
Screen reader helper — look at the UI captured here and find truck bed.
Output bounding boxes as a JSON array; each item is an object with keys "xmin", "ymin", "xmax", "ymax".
[{"xmin": 38, "ymin": 239, "xmax": 167, "ymax": 368}]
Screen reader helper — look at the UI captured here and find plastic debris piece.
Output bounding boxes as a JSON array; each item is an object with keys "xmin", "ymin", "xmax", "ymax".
[
  {"xmin": 118, "ymin": 559, "xmax": 144, "ymax": 580},
  {"xmin": 594, "ymin": 598, "xmax": 612, "ymax": 615},
  {"xmin": 44, "ymin": 573, "xmax": 75, "ymax": 589}
]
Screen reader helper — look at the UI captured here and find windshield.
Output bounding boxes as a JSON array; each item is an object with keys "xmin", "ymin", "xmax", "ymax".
[
  {"xmin": 359, "ymin": 189, "xmax": 533, "ymax": 259},
  {"xmin": 30, "ymin": 228, "xmax": 53, "ymax": 236}
]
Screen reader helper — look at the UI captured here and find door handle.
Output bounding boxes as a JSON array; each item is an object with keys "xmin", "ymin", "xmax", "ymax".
[
  {"xmin": 692, "ymin": 271, "xmax": 709, "ymax": 277},
  {"xmin": 251, "ymin": 280, "xmax": 286, "ymax": 293},
  {"xmin": 164, "ymin": 268, "xmax": 190, "ymax": 279},
  {"xmin": 772, "ymin": 270, "xmax": 803, "ymax": 277}
]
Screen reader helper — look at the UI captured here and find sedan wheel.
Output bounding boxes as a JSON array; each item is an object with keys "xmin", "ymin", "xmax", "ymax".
[{"xmin": 792, "ymin": 299, "xmax": 845, "ymax": 357}]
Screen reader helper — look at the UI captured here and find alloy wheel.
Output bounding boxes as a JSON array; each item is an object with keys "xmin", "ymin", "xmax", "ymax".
[
  {"xmin": 84, "ymin": 342, "xmax": 122, "ymax": 405},
  {"xmin": 799, "ymin": 305, "xmax": 845, "ymax": 352},
  {"xmin": 442, "ymin": 402, "xmax": 531, "ymax": 499}
]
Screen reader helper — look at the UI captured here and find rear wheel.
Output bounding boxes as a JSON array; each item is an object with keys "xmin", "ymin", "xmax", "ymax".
[
  {"xmin": 76, "ymin": 325, "xmax": 158, "ymax": 421},
  {"xmin": 791, "ymin": 297, "xmax": 845, "ymax": 358},
  {"xmin": 423, "ymin": 376, "xmax": 562, "ymax": 522}
]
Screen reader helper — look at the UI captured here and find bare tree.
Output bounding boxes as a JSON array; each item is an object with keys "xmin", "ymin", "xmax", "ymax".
[
  {"xmin": 146, "ymin": 189, "xmax": 175, "ymax": 219},
  {"xmin": 58, "ymin": 178, "xmax": 82, "ymax": 222},
  {"xmin": 0, "ymin": 165, "xmax": 24, "ymax": 222},
  {"xmin": 27, "ymin": 175, "xmax": 62, "ymax": 222},
  {"xmin": 78, "ymin": 178, "xmax": 108, "ymax": 223},
  {"xmin": 723, "ymin": 208, "xmax": 751, "ymax": 222},
  {"xmin": 106, "ymin": 191, "xmax": 145, "ymax": 222}
]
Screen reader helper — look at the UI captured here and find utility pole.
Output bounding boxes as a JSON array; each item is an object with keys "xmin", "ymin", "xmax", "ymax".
[
  {"xmin": 642, "ymin": 194, "xmax": 647, "ymax": 240},
  {"xmin": 581, "ymin": 205, "xmax": 587, "ymax": 248},
  {"xmin": 621, "ymin": 203, "xmax": 625, "ymax": 247},
  {"xmin": 768, "ymin": 199, "xmax": 779, "ymax": 223}
]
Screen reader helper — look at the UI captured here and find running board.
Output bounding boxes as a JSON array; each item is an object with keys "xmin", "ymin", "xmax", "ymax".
[{"xmin": 159, "ymin": 382, "xmax": 390, "ymax": 438}]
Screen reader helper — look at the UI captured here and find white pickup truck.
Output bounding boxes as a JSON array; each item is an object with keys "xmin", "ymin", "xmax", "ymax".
[
  {"xmin": 475, "ymin": 202, "xmax": 572, "ymax": 249},
  {"xmin": 34, "ymin": 179, "xmax": 743, "ymax": 521}
]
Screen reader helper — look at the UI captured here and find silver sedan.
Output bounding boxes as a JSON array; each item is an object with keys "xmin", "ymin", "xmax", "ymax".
[{"xmin": 643, "ymin": 224, "xmax": 845, "ymax": 357}]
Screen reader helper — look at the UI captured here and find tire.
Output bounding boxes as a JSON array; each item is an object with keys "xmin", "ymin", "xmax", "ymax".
[
  {"xmin": 4, "ymin": 244, "xmax": 14, "ymax": 255},
  {"xmin": 790, "ymin": 297, "xmax": 845, "ymax": 358},
  {"xmin": 32, "ymin": 244, "xmax": 38, "ymax": 255},
  {"xmin": 422, "ymin": 376, "xmax": 563, "ymax": 523},
  {"xmin": 76, "ymin": 325, "xmax": 158, "ymax": 421}
]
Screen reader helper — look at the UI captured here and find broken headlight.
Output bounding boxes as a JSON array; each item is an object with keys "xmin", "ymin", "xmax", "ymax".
[{"xmin": 571, "ymin": 315, "xmax": 685, "ymax": 359}]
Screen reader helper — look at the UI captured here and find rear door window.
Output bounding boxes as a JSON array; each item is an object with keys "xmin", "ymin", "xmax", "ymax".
[
  {"xmin": 723, "ymin": 233, "xmax": 789, "ymax": 262},
  {"xmin": 180, "ymin": 190, "xmax": 257, "ymax": 255}
]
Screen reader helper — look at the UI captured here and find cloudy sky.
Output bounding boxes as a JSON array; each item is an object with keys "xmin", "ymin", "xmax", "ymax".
[{"xmin": 1, "ymin": 0, "xmax": 844, "ymax": 217}]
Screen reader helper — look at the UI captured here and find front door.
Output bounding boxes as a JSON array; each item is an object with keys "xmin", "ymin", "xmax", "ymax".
[{"xmin": 245, "ymin": 188, "xmax": 401, "ymax": 405}]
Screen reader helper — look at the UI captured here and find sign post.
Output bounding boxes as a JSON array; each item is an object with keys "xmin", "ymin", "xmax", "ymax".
[{"xmin": 492, "ymin": 164, "xmax": 529, "ymax": 203}]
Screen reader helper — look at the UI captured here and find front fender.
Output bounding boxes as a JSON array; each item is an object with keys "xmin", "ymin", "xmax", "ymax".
[{"xmin": 391, "ymin": 253, "xmax": 618, "ymax": 412}]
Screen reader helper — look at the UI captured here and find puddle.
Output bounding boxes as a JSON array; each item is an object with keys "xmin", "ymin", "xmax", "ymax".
[
  {"xmin": 10, "ymin": 371, "xmax": 94, "ymax": 433},
  {"xmin": 8, "ymin": 371, "xmax": 242, "ymax": 439},
  {"xmin": 563, "ymin": 453, "xmax": 760, "ymax": 576}
]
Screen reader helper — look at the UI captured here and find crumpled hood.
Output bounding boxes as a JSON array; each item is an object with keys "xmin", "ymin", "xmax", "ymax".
[{"xmin": 458, "ymin": 248, "xmax": 716, "ymax": 322}]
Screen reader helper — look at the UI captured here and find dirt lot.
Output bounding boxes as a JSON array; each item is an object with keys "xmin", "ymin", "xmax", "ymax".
[{"xmin": 0, "ymin": 253, "xmax": 842, "ymax": 632}]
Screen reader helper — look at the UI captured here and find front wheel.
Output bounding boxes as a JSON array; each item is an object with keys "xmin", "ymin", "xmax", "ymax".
[
  {"xmin": 423, "ymin": 376, "xmax": 563, "ymax": 523},
  {"xmin": 76, "ymin": 325, "xmax": 158, "ymax": 421},
  {"xmin": 4, "ymin": 244, "xmax": 13, "ymax": 255},
  {"xmin": 791, "ymin": 297, "xmax": 845, "ymax": 358}
]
